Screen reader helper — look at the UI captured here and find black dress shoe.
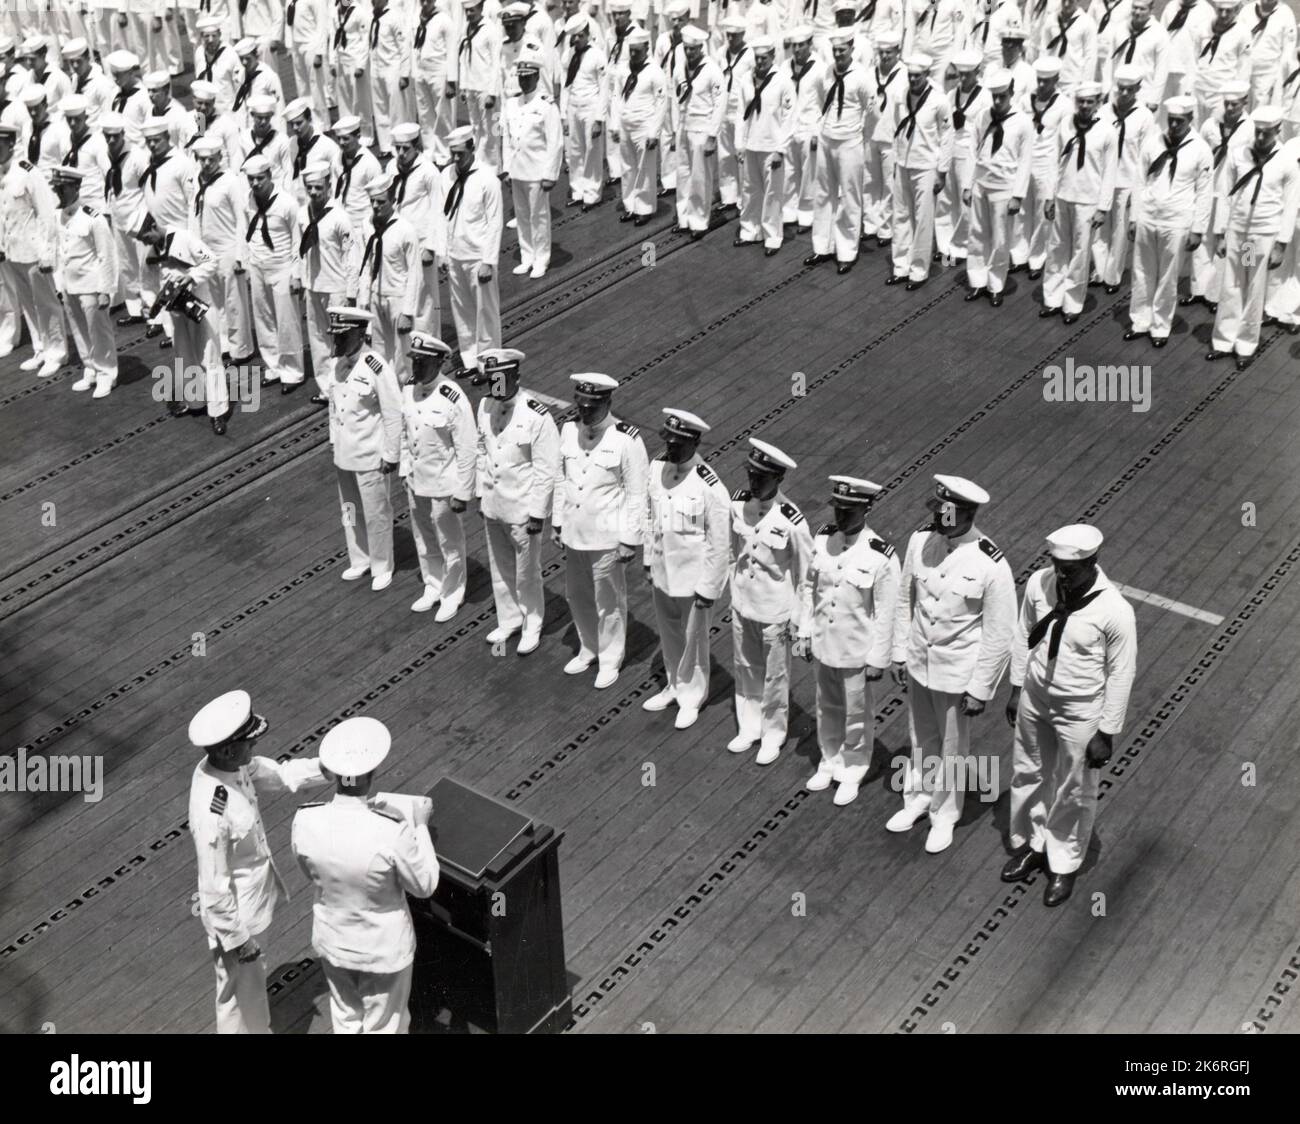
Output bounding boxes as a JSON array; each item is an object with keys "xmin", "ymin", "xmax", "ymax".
[
  {"xmin": 261, "ymin": 372, "xmax": 279, "ymax": 386},
  {"xmin": 837, "ymin": 260, "xmax": 854, "ymax": 274},
  {"xmin": 211, "ymin": 414, "xmax": 227, "ymax": 435},
  {"xmin": 1039, "ymin": 306, "xmax": 1058, "ymax": 318},
  {"xmin": 876, "ymin": 236, "xmax": 891, "ymax": 248},
  {"xmin": 1027, "ymin": 267, "xmax": 1042, "ymax": 280},
  {"xmin": 159, "ymin": 337, "xmax": 173, "ymax": 348},
  {"xmin": 884, "ymin": 274, "xmax": 905, "ymax": 285},
  {"xmin": 965, "ymin": 287, "xmax": 984, "ymax": 301},
  {"xmin": 657, "ymin": 185, "xmax": 675, "ymax": 197},
  {"xmin": 905, "ymin": 278, "xmax": 924, "ymax": 290},
  {"xmin": 932, "ymin": 250, "xmax": 944, "ymax": 263},
  {"xmin": 733, "ymin": 236, "xmax": 757, "ymax": 247},
  {"xmin": 310, "ymin": 392, "xmax": 328, "ymax": 404},
  {"xmin": 1104, "ymin": 283, "xmax": 1121, "ymax": 294},
  {"xmin": 619, "ymin": 210, "xmax": 636, "ymax": 222},
  {"xmin": 1178, "ymin": 294, "xmax": 1197, "ymax": 306},
  {"xmin": 1123, "ymin": 329, "xmax": 1145, "ymax": 340},
  {"xmin": 1062, "ymin": 313, "xmax": 1079, "ymax": 325},
  {"xmin": 116, "ymin": 313, "xmax": 145, "ymax": 327},
  {"xmin": 690, "ymin": 229, "xmax": 705, "ymax": 240},
  {"xmin": 1205, "ymin": 300, "xmax": 1217, "ymax": 313},
  {"xmin": 1152, "ymin": 336, "xmax": 1167, "ymax": 348},
  {"xmin": 1235, "ymin": 355, "xmax": 1250, "ymax": 370},
  {"xmin": 281, "ymin": 381, "xmax": 300, "ymax": 395},
  {"xmin": 1000, "ymin": 848, "xmax": 1044, "ymax": 883},
  {"xmin": 1205, "ymin": 349, "xmax": 1227, "ymax": 361},
  {"xmin": 1044, "ymin": 871, "xmax": 1077, "ymax": 907},
  {"xmin": 803, "ymin": 252, "xmax": 833, "ymax": 266},
  {"xmin": 1287, "ymin": 324, "xmax": 1300, "ymax": 335},
  {"xmin": 764, "ymin": 246, "xmax": 779, "ymax": 257},
  {"xmin": 1009, "ymin": 262, "xmax": 1026, "ymax": 274},
  {"xmin": 797, "ymin": 224, "xmax": 811, "ymax": 234},
  {"xmin": 581, "ymin": 201, "xmax": 597, "ymax": 212},
  {"xmin": 167, "ymin": 400, "xmax": 188, "ymax": 417},
  {"xmin": 634, "ymin": 213, "xmax": 652, "ymax": 226},
  {"xmin": 565, "ymin": 197, "xmax": 582, "ymax": 208},
  {"xmin": 990, "ymin": 292, "xmax": 1003, "ymax": 307},
  {"xmin": 145, "ymin": 323, "xmax": 164, "ymax": 339}
]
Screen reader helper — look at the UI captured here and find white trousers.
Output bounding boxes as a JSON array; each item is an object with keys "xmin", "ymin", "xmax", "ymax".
[
  {"xmin": 212, "ymin": 261, "xmax": 254, "ymax": 357},
  {"xmin": 815, "ymin": 661, "xmax": 872, "ymax": 770},
  {"xmin": 1043, "ymin": 201, "xmax": 1097, "ymax": 314},
  {"xmin": 675, "ymin": 132, "xmax": 715, "ymax": 233},
  {"xmin": 337, "ymin": 466, "xmax": 394, "ymax": 577},
  {"xmin": 890, "ymin": 164, "xmax": 938, "ymax": 280},
  {"xmin": 173, "ymin": 308, "xmax": 231, "ymax": 416},
  {"xmin": 862, "ymin": 138, "xmax": 894, "ymax": 238},
  {"xmin": 368, "ymin": 69, "xmax": 403, "ymax": 154},
  {"xmin": 564, "ymin": 546, "xmax": 628, "ymax": 672},
  {"xmin": 783, "ymin": 134, "xmax": 817, "ymax": 226},
  {"xmin": 112, "ymin": 225, "xmax": 146, "ymax": 315},
  {"xmin": 1212, "ymin": 231, "xmax": 1276, "ymax": 357},
  {"xmin": 415, "ymin": 259, "xmax": 442, "ymax": 339},
  {"xmin": 323, "ymin": 962, "xmax": 413, "ymax": 1034},
  {"xmin": 812, "ymin": 136, "xmax": 864, "ymax": 262},
  {"xmin": 464, "ymin": 90, "xmax": 501, "ymax": 172},
  {"xmin": 733, "ymin": 613, "xmax": 792, "ymax": 751},
  {"xmin": 369, "ymin": 293, "xmax": 411, "ymax": 383},
  {"xmin": 650, "ymin": 586, "xmax": 712, "ymax": 711},
  {"xmin": 1008, "ymin": 688, "xmax": 1104, "ymax": 875},
  {"xmin": 717, "ymin": 117, "xmax": 743, "ymax": 205},
  {"xmin": 966, "ymin": 189, "xmax": 1015, "ymax": 294},
  {"xmin": 248, "ymin": 263, "xmax": 303, "ymax": 383},
  {"xmin": 1129, "ymin": 223, "xmax": 1189, "ymax": 338},
  {"xmin": 739, "ymin": 149, "xmax": 785, "ymax": 248},
  {"xmin": 511, "ymin": 180, "xmax": 552, "ymax": 271},
  {"xmin": 0, "ymin": 260, "xmax": 18, "ymax": 349},
  {"xmin": 212, "ymin": 943, "xmax": 271, "ymax": 1034},
  {"xmin": 1191, "ymin": 197, "xmax": 1229, "ymax": 299},
  {"xmin": 484, "ymin": 516, "xmax": 545, "ymax": 635},
  {"xmin": 619, "ymin": 134, "xmax": 659, "ymax": 217},
  {"xmin": 64, "ymin": 294, "xmax": 117, "ymax": 391},
  {"xmin": 565, "ymin": 107, "xmax": 605, "ymax": 204},
  {"xmin": 900, "ymin": 684, "xmax": 969, "ymax": 827},
  {"xmin": 1091, "ymin": 187, "xmax": 1132, "ymax": 286},
  {"xmin": 447, "ymin": 258, "xmax": 500, "ymax": 373},
  {"xmin": 415, "ymin": 76, "xmax": 455, "ymax": 165},
  {"xmin": 306, "ymin": 289, "xmax": 344, "ymax": 395},
  {"xmin": 1012, "ymin": 173, "xmax": 1054, "ymax": 269},
  {"xmin": 933, "ymin": 148, "xmax": 973, "ymax": 258},
  {"xmin": 12, "ymin": 261, "xmax": 67, "ymax": 360},
  {"xmin": 407, "ymin": 486, "xmax": 467, "ymax": 604},
  {"xmin": 334, "ymin": 66, "xmax": 362, "ymax": 119},
  {"xmin": 1264, "ymin": 234, "xmax": 1300, "ymax": 325}
]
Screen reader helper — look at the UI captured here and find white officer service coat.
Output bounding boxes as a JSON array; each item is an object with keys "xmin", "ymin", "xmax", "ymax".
[
  {"xmin": 329, "ymin": 348, "xmax": 404, "ymax": 472},
  {"xmin": 729, "ymin": 489, "xmax": 814, "ymax": 625},
  {"xmin": 476, "ymin": 389, "xmax": 560, "ymax": 524},
  {"xmin": 291, "ymin": 794, "xmax": 440, "ymax": 975},
  {"xmin": 400, "ymin": 375, "xmax": 477, "ymax": 501},
  {"xmin": 554, "ymin": 415, "xmax": 649, "ymax": 551},
  {"xmin": 891, "ymin": 525, "xmax": 1017, "ymax": 699},
  {"xmin": 188, "ymin": 755, "xmax": 325, "ymax": 952},
  {"xmin": 644, "ymin": 454, "xmax": 731, "ymax": 600},
  {"xmin": 799, "ymin": 522, "xmax": 901, "ymax": 669}
]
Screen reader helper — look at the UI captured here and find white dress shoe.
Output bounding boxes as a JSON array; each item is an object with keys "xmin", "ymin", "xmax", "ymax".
[
  {"xmin": 91, "ymin": 381, "xmax": 113, "ymax": 398},
  {"xmin": 642, "ymin": 688, "xmax": 675, "ymax": 712},
  {"xmin": 924, "ymin": 821, "xmax": 955, "ymax": 854},
  {"xmin": 511, "ymin": 262, "xmax": 532, "ymax": 275},
  {"xmin": 563, "ymin": 655, "xmax": 595, "ymax": 675},
  {"xmin": 486, "ymin": 625, "xmax": 518, "ymax": 644},
  {"xmin": 517, "ymin": 631, "xmax": 541, "ymax": 655},
  {"xmin": 506, "ymin": 217, "xmax": 518, "ymax": 229},
  {"xmin": 593, "ymin": 667, "xmax": 619, "ymax": 689},
  {"xmin": 434, "ymin": 598, "xmax": 461, "ymax": 622},
  {"xmin": 37, "ymin": 356, "xmax": 63, "ymax": 377},
  {"xmin": 411, "ymin": 589, "xmax": 438, "ymax": 612},
  {"xmin": 529, "ymin": 264, "xmax": 547, "ymax": 279},
  {"xmin": 726, "ymin": 733, "xmax": 756, "ymax": 753},
  {"xmin": 806, "ymin": 759, "xmax": 837, "ymax": 791},
  {"xmin": 0, "ymin": 345, "xmax": 14, "ymax": 358},
  {"xmin": 674, "ymin": 707, "xmax": 699, "ymax": 730},
  {"xmin": 341, "ymin": 565, "xmax": 370, "ymax": 581},
  {"xmin": 370, "ymin": 572, "xmax": 393, "ymax": 591},
  {"xmin": 833, "ymin": 780, "xmax": 861, "ymax": 806},
  {"xmin": 885, "ymin": 804, "xmax": 928, "ymax": 833},
  {"xmin": 20, "ymin": 354, "xmax": 43, "ymax": 371},
  {"xmin": 755, "ymin": 743, "xmax": 781, "ymax": 766},
  {"xmin": 72, "ymin": 374, "xmax": 94, "ymax": 392}
]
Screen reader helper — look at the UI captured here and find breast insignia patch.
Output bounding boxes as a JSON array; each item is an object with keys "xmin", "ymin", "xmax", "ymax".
[{"xmin": 210, "ymin": 785, "xmax": 228, "ymax": 815}]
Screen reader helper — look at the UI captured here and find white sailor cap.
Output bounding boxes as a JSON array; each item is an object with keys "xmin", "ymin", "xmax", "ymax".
[
  {"xmin": 626, "ymin": 27, "xmax": 651, "ymax": 47},
  {"xmin": 460, "ymin": 0, "xmax": 485, "ymax": 6},
  {"xmin": 606, "ymin": 0, "xmax": 632, "ymax": 11},
  {"xmin": 1163, "ymin": 95, "xmax": 1195, "ymax": 117},
  {"xmin": 61, "ymin": 38, "xmax": 90, "ymax": 61},
  {"xmin": 190, "ymin": 79, "xmax": 218, "ymax": 101},
  {"xmin": 1113, "ymin": 63, "xmax": 1143, "ymax": 86},
  {"xmin": 787, "ymin": 24, "xmax": 815, "ymax": 44},
  {"xmin": 563, "ymin": 12, "xmax": 588, "ymax": 33},
  {"xmin": 985, "ymin": 68, "xmax": 1013, "ymax": 94},
  {"xmin": 248, "ymin": 93, "xmax": 277, "ymax": 115},
  {"xmin": 235, "ymin": 37, "xmax": 260, "ymax": 56},
  {"xmin": 365, "ymin": 172, "xmax": 394, "ymax": 199},
  {"xmin": 59, "ymin": 94, "xmax": 89, "ymax": 116},
  {"xmin": 301, "ymin": 160, "xmax": 333, "ymax": 184},
  {"xmin": 828, "ymin": 28, "xmax": 857, "ymax": 46},
  {"xmin": 932, "ymin": 473, "xmax": 989, "ymax": 507},
  {"xmin": 319, "ymin": 716, "xmax": 391, "ymax": 777},
  {"xmin": 1033, "ymin": 56, "xmax": 1062, "ymax": 77},
  {"xmin": 143, "ymin": 69, "xmax": 171, "ymax": 91},
  {"xmin": 106, "ymin": 49, "xmax": 140, "ymax": 71},
  {"xmin": 142, "ymin": 118, "xmax": 172, "ymax": 138},
  {"xmin": 570, "ymin": 372, "xmax": 619, "ymax": 398},
  {"xmin": 1210, "ymin": 0, "xmax": 1238, "ymax": 8},
  {"xmin": 283, "ymin": 96, "xmax": 312, "ymax": 121},
  {"xmin": 1252, "ymin": 105, "xmax": 1284, "ymax": 127},
  {"xmin": 1220, "ymin": 79, "xmax": 1249, "ymax": 100},
  {"xmin": 195, "ymin": 15, "xmax": 225, "ymax": 33},
  {"xmin": 665, "ymin": 0, "xmax": 691, "ymax": 16},
  {"xmin": 333, "ymin": 114, "xmax": 363, "ymax": 137},
  {"xmin": 904, "ymin": 53, "xmax": 933, "ymax": 74},
  {"xmin": 98, "ymin": 112, "xmax": 126, "ymax": 133},
  {"xmin": 326, "ymin": 306, "xmax": 376, "ymax": 331},
  {"xmin": 681, "ymin": 25, "xmax": 710, "ymax": 46},
  {"xmin": 501, "ymin": 1, "xmax": 530, "ymax": 18},
  {"xmin": 188, "ymin": 689, "xmax": 269, "ymax": 749},
  {"xmin": 662, "ymin": 408, "xmax": 710, "ymax": 436},
  {"xmin": 408, "ymin": 331, "xmax": 452, "ymax": 357},
  {"xmin": 720, "ymin": 14, "xmax": 747, "ymax": 33},
  {"xmin": 19, "ymin": 35, "xmax": 46, "ymax": 56},
  {"xmin": 1046, "ymin": 523, "xmax": 1103, "ymax": 561},
  {"xmin": 874, "ymin": 30, "xmax": 902, "ymax": 49},
  {"xmin": 747, "ymin": 438, "xmax": 796, "ymax": 474},
  {"xmin": 1075, "ymin": 80, "xmax": 1104, "ymax": 98},
  {"xmin": 480, "ymin": 347, "xmax": 526, "ymax": 371},
  {"xmin": 190, "ymin": 135, "xmax": 224, "ymax": 157},
  {"xmin": 0, "ymin": 34, "xmax": 14, "ymax": 54},
  {"xmin": 242, "ymin": 153, "xmax": 272, "ymax": 175},
  {"xmin": 953, "ymin": 48, "xmax": 983, "ymax": 71},
  {"xmin": 828, "ymin": 475, "xmax": 883, "ymax": 502},
  {"xmin": 19, "ymin": 85, "xmax": 47, "ymax": 108},
  {"xmin": 448, "ymin": 124, "xmax": 475, "ymax": 148},
  {"xmin": 1000, "ymin": 16, "xmax": 1027, "ymax": 39},
  {"xmin": 750, "ymin": 34, "xmax": 777, "ymax": 54},
  {"xmin": 392, "ymin": 122, "xmax": 421, "ymax": 143},
  {"xmin": 832, "ymin": 0, "xmax": 857, "ymax": 12}
]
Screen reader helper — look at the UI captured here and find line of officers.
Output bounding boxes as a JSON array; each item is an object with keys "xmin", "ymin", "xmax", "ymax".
[{"xmin": 318, "ymin": 321, "xmax": 1137, "ymax": 902}]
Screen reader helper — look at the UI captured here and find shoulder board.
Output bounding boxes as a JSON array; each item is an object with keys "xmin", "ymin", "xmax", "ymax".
[
  {"xmin": 817, "ymin": 522, "xmax": 836, "ymax": 537},
  {"xmin": 369, "ymin": 806, "xmax": 404, "ymax": 823},
  {"xmin": 364, "ymin": 354, "xmax": 384, "ymax": 373},
  {"xmin": 615, "ymin": 421, "xmax": 639, "ymax": 437},
  {"xmin": 297, "ymin": 801, "xmax": 326, "ymax": 810},
  {"xmin": 437, "ymin": 382, "xmax": 461, "ymax": 402},
  {"xmin": 978, "ymin": 537, "xmax": 1004, "ymax": 562},
  {"xmin": 779, "ymin": 501, "xmax": 805, "ymax": 526},
  {"xmin": 732, "ymin": 488, "xmax": 752, "ymax": 502},
  {"xmin": 868, "ymin": 536, "xmax": 895, "ymax": 558},
  {"xmin": 696, "ymin": 462, "xmax": 720, "ymax": 486},
  {"xmin": 82, "ymin": 206, "xmax": 98, "ymax": 216},
  {"xmin": 209, "ymin": 784, "xmax": 228, "ymax": 815},
  {"xmin": 18, "ymin": 160, "xmax": 32, "ymax": 171},
  {"xmin": 526, "ymin": 397, "xmax": 549, "ymax": 415},
  {"xmin": 653, "ymin": 452, "xmax": 668, "ymax": 462}
]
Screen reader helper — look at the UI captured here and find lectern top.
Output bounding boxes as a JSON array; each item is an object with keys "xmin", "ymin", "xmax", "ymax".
[{"xmin": 429, "ymin": 777, "xmax": 535, "ymax": 881}]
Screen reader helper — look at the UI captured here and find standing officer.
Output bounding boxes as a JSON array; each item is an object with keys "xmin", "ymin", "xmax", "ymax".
[
  {"xmin": 559, "ymin": 14, "xmax": 608, "ymax": 211},
  {"xmin": 1004, "ymin": 525, "xmax": 1137, "ymax": 906},
  {"xmin": 888, "ymin": 475, "xmax": 1017, "ymax": 855},
  {"xmin": 53, "ymin": 165, "xmax": 117, "ymax": 399},
  {"xmin": 610, "ymin": 26, "xmax": 667, "ymax": 226},
  {"xmin": 296, "ymin": 161, "xmax": 360, "ymax": 403},
  {"xmin": 399, "ymin": 331, "xmax": 477, "ymax": 619},
  {"xmin": 735, "ymin": 34, "xmax": 794, "ymax": 255},
  {"xmin": 1125, "ymin": 94, "xmax": 1212, "ymax": 346},
  {"xmin": 359, "ymin": 172, "xmax": 421, "ymax": 381},
  {"xmin": 729, "ymin": 439, "xmax": 813, "ymax": 765},
  {"xmin": 553, "ymin": 373, "xmax": 649, "ymax": 690},
  {"xmin": 671, "ymin": 25, "xmax": 724, "ymax": 241},
  {"xmin": 327, "ymin": 305, "xmax": 403, "ymax": 591},
  {"xmin": 390, "ymin": 123, "xmax": 445, "ymax": 344},
  {"xmin": 187, "ymin": 689, "xmax": 326, "ymax": 1034},
  {"xmin": 503, "ymin": 49, "xmax": 564, "ymax": 278},
  {"xmin": 443, "ymin": 126, "xmax": 502, "ymax": 378},
  {"xmin": 795, "ymin": 475, "xmax": 899, "ymax": 805},
  {"xmin": 475, "ymin": 348, "xmax": 560, "ymax": 653},
  {"xmin": 292, "ymin": 716, "xmax": 439, "ymax": 1033},
  {"xmin": 642, "ymin": 409, "xmax": 731, "ymax": 731},
  {"xmin": 242, "ymin": 153, "xmax": 305, "ymax": 392}
]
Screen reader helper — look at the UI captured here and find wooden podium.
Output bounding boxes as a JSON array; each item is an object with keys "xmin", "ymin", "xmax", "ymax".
[{"xmin": 408, "ymin": 778, "xmax": 570, "ymax": 1034}]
